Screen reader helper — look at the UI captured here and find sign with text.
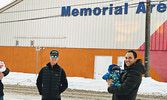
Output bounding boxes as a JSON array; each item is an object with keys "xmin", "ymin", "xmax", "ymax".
[{"xmin": 62, "ymin": 2, "xmax": 167, "ymax": 17}]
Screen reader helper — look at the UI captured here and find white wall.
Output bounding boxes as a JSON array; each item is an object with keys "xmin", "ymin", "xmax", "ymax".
[{"xmin": 0, "ymin": 0, "xmax": 167, "ymax": 49}]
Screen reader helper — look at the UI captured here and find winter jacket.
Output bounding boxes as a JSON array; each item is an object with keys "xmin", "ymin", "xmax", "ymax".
[
  {"xmin": 102, "ymin": 64, "xmax": 123, "ymax": 87},
  {"xmin": 108, "ymin": 59, "xmax": 146, "ymax": 100},
  {"xmin": 36, "ymin": 63, "xmax": 68, "ymax": 100},
  {"xmin": 0, "ymin": 67, "xmax": 10, "ymax": 96}
]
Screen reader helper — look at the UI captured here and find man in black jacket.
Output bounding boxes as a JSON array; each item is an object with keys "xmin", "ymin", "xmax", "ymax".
[
  {"xmin": 107, "ymin": 50, "xmax": 146, "ymax": 100},
  {"xmin": 36, "ymin": 50, "xmax": 68, "ymax": 100},
  {"xmin": 0, "ymin": 61, "xmax": 10, "ymax": 100}
]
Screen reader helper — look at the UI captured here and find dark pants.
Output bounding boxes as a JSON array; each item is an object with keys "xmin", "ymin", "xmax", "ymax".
[
  {"xmin": 0, "ymin": 96, "xmax": 3, "ymax": 100},
  {"xmin": 42, "ymin": 98, "xmax": 61, "ymax": 100}
]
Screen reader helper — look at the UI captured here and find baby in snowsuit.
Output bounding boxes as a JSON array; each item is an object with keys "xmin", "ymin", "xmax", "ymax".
[{"xmin": 102, "ymin": 64, "xmax": 123, "ymax": 87}]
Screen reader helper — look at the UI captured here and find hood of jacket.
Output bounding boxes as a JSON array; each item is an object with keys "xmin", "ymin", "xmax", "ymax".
[
  {"xmin": 124, "ymin": 59, "xmax": 146, "ymax": 74},
  {"xmin": 108, "ymin": 64, "xmax": 121, "ymax": 73}
]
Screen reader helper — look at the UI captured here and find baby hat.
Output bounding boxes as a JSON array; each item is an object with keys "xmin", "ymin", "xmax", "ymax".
[
  {"xmin": 0, "ymin": 61, "xmax": 5, "ymax": 67},
  {"xmin": 0, "ymin": 61, "xmax": 6, "ymax": 72}
]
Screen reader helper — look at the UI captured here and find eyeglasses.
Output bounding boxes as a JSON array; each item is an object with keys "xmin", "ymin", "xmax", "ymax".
[{"xmin": 50, "ymin": 56, "xmax": 58, "ymax": 58}]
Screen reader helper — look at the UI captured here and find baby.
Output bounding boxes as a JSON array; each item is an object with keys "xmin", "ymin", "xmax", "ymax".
[
  {"xmin": 0, "ymin": 61, "xmax": 6, "ymax": 72},
  {"xmin": 102, "ymin": 64, "xmax": 123, "ymax": 87}
]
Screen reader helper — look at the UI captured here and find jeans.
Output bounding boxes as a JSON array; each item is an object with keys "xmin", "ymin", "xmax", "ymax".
[{"xmin": 0, "ymin": 96, "xmax": 3, "ymax": 100}]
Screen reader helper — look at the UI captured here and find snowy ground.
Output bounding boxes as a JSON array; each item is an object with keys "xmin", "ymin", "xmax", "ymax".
[
  {"xmin": 2, "ymin": 72, "xmax": 167, "ymax": 96},
  {"xmin": 4, "ymin": 93, "xmax": 40, "ymax": 100}
]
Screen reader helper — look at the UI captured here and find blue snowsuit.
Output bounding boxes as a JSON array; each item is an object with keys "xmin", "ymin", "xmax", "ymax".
[{"xmin": 102, "ymin": 64, "xmax": 123, "ymax": 87}]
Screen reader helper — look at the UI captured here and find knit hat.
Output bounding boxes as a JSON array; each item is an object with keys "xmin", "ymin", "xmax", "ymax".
[
  {"xmin": 0, "ymin": 61, "xmax": 5, "ymax": 67},
  {"xmin": 0, "ymin": 61, "xmax": 6, "ymax": 72}
]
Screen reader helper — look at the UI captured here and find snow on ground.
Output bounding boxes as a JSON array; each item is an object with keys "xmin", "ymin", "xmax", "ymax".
[{"xmin": 2, "ymin": 72, "xmax": 167, "ymax": 96}]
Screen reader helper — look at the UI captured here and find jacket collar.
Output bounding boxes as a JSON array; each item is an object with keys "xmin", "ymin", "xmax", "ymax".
[{"xmin": 47, "ymin": 62, "xmax": 59, "ymax": 69}]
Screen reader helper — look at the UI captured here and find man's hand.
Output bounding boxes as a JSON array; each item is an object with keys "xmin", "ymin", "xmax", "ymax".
[
  {"xmin": 107, "ymin": 79, "xmax": 113, "ymax": 87},
  {"xmin": 0, "ymin": 72, "xmax": 4, "ymax": 80}
]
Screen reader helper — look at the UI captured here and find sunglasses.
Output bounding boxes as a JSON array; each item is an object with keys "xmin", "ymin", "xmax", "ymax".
[{"xmin": 50, "ymin": 56, "xmax": 58, "ymax": 58}]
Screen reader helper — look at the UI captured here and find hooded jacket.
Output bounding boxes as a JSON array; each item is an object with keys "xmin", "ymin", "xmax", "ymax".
[
  {"xmin": 0, "ymin": 68, "xmax": 10, "ymax": 96},
  {"xmin": 108, "ymin": 59, "xmax": 146, "ymax": 100}
]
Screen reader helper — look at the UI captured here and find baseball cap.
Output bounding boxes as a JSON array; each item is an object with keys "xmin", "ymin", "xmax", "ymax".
[{"xmin": 50, "ymin": 50, "xmax": 59, "ymax": 57}]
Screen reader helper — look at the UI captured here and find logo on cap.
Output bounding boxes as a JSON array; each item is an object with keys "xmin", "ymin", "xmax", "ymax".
[{"xmin": 50, "ymin": 50, "xmax": 59, "ymax": 57}]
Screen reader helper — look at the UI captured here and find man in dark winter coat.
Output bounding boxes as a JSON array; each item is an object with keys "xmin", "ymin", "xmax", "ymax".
[
  {"xmin": 0, "ymin": 61, "xmax": 10, "ymax": 100},
  {"xmin": 36, "ymin": 50, "xmax": 68, "ymax": 100},
  {"xmin": 107, "ymin": 50, "xmax": 146, "ymax": 100}
]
